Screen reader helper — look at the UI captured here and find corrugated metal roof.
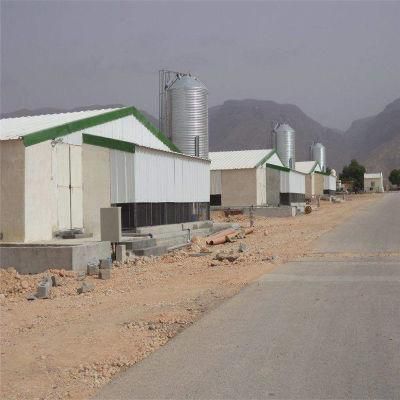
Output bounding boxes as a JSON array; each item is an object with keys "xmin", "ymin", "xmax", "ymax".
[
  {"xmin": 0, "ymin": 108, "xmax": 116, "ymax": 140},
  {"xmin": 0, "ymin": 106, "xmax": 181, "ymax": 153},
  {"xmin": 209, "ymin": 149, "xmax": 276, "ymax": 170},
  {"xmin": 364, "ymin": 173, "xmax": 382, "ymax": 179},
  {"xmin": 295, "ymin": 161, "xmax": 320, "ymax": 174}
]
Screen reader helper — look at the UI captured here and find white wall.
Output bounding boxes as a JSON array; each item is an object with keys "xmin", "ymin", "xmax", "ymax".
[
  {"xmin": 324, "ymin": 175, "xmax": 336, "ymax": 191},
  {"xmin": 210, "ymin": 170, "xmax": 222, "ymax": 195},
  {"xmin": 25, "ymin": 141, "xmax": 54, "ymax": 241},
  {"xmin": 280, "ymin": 170, "xmax": 305, "ymax": 194}
]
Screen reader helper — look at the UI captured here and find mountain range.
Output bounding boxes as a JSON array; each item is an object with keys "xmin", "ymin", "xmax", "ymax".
[{"xmin": 2, "ymin": 98, "xmax": 399, "ymax": 179}]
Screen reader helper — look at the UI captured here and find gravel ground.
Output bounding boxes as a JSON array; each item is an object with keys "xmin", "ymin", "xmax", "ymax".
[{"xmin": 0, "ymin": 194, "xmax": 379, "ymax": 400}]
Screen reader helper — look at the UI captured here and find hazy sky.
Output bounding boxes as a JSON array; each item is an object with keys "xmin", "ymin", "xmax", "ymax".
[{"xmin": 1, "ymin": 0, "xmax": 399, "ymax": 130}]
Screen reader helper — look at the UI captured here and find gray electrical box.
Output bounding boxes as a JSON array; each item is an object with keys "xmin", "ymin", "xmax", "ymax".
[{"xmin": 100, "ymin": 207, "xmax": 122, "ymax": 242}]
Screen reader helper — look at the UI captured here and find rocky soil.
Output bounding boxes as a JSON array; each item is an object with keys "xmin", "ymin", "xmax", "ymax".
[{"xmin": 0, "ymin": 194, "xmax": 380, "ymax": 400}]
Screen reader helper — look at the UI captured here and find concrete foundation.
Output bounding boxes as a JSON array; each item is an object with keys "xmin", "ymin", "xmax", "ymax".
[
  {"xmin": 244, "ymin": 206, "xmax": 297, "ymax": 218},
  {"xmin": 0, "ymin": 241, "xmax": 111, "ymax": 274}
]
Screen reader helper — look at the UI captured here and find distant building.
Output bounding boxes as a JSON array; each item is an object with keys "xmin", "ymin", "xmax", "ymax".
[
  {"xmin": 209, "ymin": 149, "xmax": 284, "ymax": 207},
  {"xmin": 295, "ymin": 161, "xmax": 323, "ymax": 199},
  {"xmin": 209, "ymin": 149, "xmax": 305, "ymax": 209},
  {"xmin": 364, "ymin": 172, "xmax": 384, "ymax": 193}
]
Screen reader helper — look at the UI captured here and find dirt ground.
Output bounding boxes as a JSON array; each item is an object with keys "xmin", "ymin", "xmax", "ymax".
[{"xmin": 0, "ymin": 194, "xmax": 381, "ymax": 400}]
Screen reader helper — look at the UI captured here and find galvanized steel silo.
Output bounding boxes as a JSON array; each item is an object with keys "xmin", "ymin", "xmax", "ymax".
[
  {"xmin": 167, "ymin": 74, "xmax": 208, "ymax": 158},
  {"xmin": 310, "ymin": 142, "xmax": 326, "ymax": 172},
  {"xmin": 274, "ymin": 123, "xmax": 296, "ymax": 168}
]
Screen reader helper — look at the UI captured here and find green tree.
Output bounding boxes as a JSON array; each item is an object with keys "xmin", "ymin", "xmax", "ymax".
[
  {"xmin": 340, "ymin": 159, "xmax": 366, "ymax": 191},
  {"xmin": 389, "ymin": 169, "xmax": 400, "ymax": 185}
]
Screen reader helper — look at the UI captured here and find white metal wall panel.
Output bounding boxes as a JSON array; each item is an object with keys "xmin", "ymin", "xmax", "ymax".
[
  {"xmin": 210, "ymin": 170, "xmax": 222, "ymax": 195},
  {"xmin": 324, "ymin": 175, "xmax": 329, "ymax": 190},
  {"xmin": 289, "ymin": 171, "xmax": 305, "ymax": 194},
  {"xmin": 280, "ymin": 171, "xmax": 290, "ymax": 193},
  {"xmin": 134, "ymin": 146, "xmax": 210, "ymax": 203},
  {"xmin": 280, "ymin": 170, "xmax": 305, "ymax": 194},
  {"xmin": 110, "ymin": 150, "xmax": 135, "ymax": 203},
  {"xmin": 62, "ymin": 132, "xmax": 83, "ymax": 146},
  {"xmin": 325, "ymin": 175, "xmax": 336, "ymax": 191},
  {"xmin": 82, "ymin": 115, "xmax": 170, "ymax": 152}
]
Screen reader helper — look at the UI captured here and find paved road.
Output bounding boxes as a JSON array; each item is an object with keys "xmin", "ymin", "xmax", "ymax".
[{"xmin": 96, "ymin": 193, "xmax": 400, "ymax": 399}]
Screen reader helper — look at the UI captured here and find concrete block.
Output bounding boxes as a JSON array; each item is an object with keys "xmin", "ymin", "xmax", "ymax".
[
  {"xmin": 100, "ymin": 258, "xmax": 112, "ymax": 269},
  {"xmin": 87, "ymin": 264, "xmax": 99, "ymax": 276},
  {"xmin": 77, "ymin": 282, "xmax": 95, "ymax": 294},
  {"xmin": 36, "ymin": 278, "xmax": 52, "ymax": 299},
  {"xmin": 116, "ymin": 245, "xmax": 126, "ymax": 262},
  {"xmin": 100, "ymin": 207, "xmax": 122, "ymax": 242},
  {"xmin": 99, "ymin": 269, "xmax": 111, "ymax": 280}
]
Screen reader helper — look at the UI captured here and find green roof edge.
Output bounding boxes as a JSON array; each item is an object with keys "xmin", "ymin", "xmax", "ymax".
[
  {"xmin": 22, "ymin": 106, "xmax": 181, "ymax": 153},
  {"xmin": 82, "ymin": 133, "xmax": 135, "ymax": 153},
  {"xmin": 255, "ymin": 149, "xmax": 277, "ymax": 168},
  {"xmin": 265, "ymin": 163, "xmax": 290, "ymax": 172},
  {"xmin": 315, "ymin": 170, "xmax": 331, "ymax": 176},
  {"xmin": 130, "ymin": 106, "xmax": 181, "ymax": 153}
]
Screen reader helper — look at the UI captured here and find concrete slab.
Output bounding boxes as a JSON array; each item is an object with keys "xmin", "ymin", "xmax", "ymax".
[
  {"xmin": 133, "ymin": 245, "xmax": 169, "ymax": 257},
  {"xmin": 122, "ymin": 238, "xmax": 157, "ymax": 250},
  {"xmin": 0, "ymin": 241, "xmax": 111, "ymax": 274},
  {"xmin": 135, "ymin": 223, "xmax": 183, "ymax": 235},
  {"xmin": 243, "ymin": 206, "xmax": 297, "ymax": 218}
]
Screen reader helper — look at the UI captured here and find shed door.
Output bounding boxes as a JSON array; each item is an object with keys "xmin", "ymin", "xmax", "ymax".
[{"xmin": 56, "ymin": 144, "xmax": 83, "ymax": 231}]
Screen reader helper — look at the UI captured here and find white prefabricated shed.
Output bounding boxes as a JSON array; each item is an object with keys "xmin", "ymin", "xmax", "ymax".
[
  {"xmin": 209, "ymin": 149, "xmax": 285, "ymax": 207},
  {"xmin": 364, "ymin": 172, "xmax": 384, "ymax": 192},
  {"xmin": 0, "ymin": 107, "xmax": 210, "ymax": 242},
  {"xmin": 323, "ymin": 173, "xmax": 337, "ymax": 195},
  {"xmin": 295, "ymin": 161, "xmax": 324, "ymax": 199}
]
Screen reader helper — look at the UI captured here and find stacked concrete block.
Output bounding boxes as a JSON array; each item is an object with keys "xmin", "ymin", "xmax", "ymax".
[
  {"xmin": 99, "ymin": 257, "xmax": 112, "ymax": 280},
  {"xmin": 87, "ymin": 260, "xmax": 100, "ymax": 276},
  {"xmin": 116, "ymin": 245, "xmax": 127, "ymax": 262}
]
